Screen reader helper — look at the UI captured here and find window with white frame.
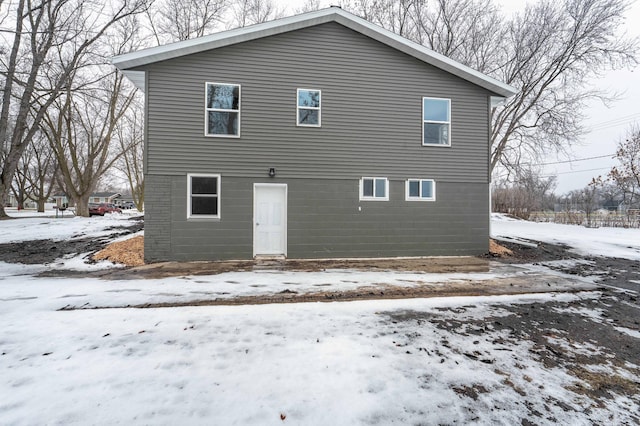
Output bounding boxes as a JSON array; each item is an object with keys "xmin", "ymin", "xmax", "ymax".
[
  {"xmin": 422, "ymin": 97, "xmax": 450, "ymax": 146},
  {"xmin": 206, "ymin": 83, "xmax": 240, "ymax": 136},
  {"xmin": 360, "ymin": 177, "xmax": 389, "ymax": 201},
  {"xmin": 188, "ymin": 174, "xmax": 220, "ymax": 218},
  {"xmin": 405, "ymin": 179, "xmax": 436, "ymax": 201},
  {"xmin": 297, "ymin": 89, "xmax": 321, "ymax": 126}
]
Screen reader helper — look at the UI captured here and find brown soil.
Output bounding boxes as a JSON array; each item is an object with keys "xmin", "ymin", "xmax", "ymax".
[
  {"xmin": 93, "ymin": 235, "xmax": 144, "ymax": 266},
  {"xmin": 83, "ymin": 255, "xmax": 492, "ymax": 280},
  {"xmin": 90, "ymin": 273, "xmax": 592, "ymax": 309},
  {"xmin": 87, "ymin": 236, "xmax": 513, "ymax": 270},
  {"xmin": 489, "ymin": 239, "xmax": 513, "ymax": 257}
]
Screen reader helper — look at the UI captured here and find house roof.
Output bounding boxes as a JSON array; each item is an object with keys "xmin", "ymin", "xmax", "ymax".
[
  {"xmin": 92, "ymin": 192, "xmax": 121, "ymax": 198},
  {"xmin": 55, "ymin": 192, "xmax": 120, "ymax": 198},
  {"xmin": 112, "ymin": 6, "xmax": 517, "ymax": 98}
]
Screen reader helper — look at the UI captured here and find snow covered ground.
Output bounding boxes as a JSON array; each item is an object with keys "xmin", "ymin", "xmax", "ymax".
[
  {"xmin": 491, "ymin": 213, "xmax": 640, "ymax": 260},
  {"xmin": 5, "ymin": 206, "xmax": 141, "ymax": 220},
  {"xmin": 0, "ymin": 214, "xmax": 638, "ymax": 424},
  {"xmin": 1, "ymin": 210, "xmax": 140, "ymax": 244}
]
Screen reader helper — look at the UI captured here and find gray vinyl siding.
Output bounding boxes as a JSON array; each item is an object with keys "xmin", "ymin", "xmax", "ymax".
[
  {"xmin": 144, "ymin": 175, "xmax": 172, "ymax": 261},
  {"xmin": 139, "ymin": 22, "xmax": 493, "ymax": 183},
  {"xmin": 141, "ymin": 21, "xmax": 496, "ymax": 261},
  {"xmin": 144, "ymin": 176, "xmax": 488, "ymax": 262}
]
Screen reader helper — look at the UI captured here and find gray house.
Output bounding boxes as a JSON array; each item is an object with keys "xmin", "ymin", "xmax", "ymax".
[{"xmin": 112, "ymin": 7, "xmax": 516, "ymax": 262}]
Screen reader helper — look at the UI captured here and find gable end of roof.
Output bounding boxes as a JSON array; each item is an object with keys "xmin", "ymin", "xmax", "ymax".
[{"xmin": 112, "ymin": 7, "xmax": 516, "ymax": 98}]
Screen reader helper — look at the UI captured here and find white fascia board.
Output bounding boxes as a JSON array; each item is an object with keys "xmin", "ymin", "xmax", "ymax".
[
  {"xmin": 111, "ymin": 9, "xmax": 338, "ymax": 70},
  {"xmin": 121, "ymin": 70, "xmax": 146, "ymax": 91},
  {"xmin": 490, "ymin": 96, "xmax": 508, "ymax": 108},
  {"xmin": 112, "ymin": 7, "xmax": 517, "ymax": 98}
]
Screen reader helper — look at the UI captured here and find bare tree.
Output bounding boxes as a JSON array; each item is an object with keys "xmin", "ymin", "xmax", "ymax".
[
  {"xmin": 10, "ymin": 149, "xmax": 31, "ymax": 209},
  {"xmin": 570, "ymin": 177, "xmax": 603, "ymax": 227},
  {"xmin": 411, "ymin": 0, "xmax": 505, "ymax": 73},
  {"xmin": 491, "ymin": 169, "xmax": 557, "ymax": 219},
  {"xmin": 115, "ymin": 100, "xmax": 145, "ymax": 211},
  {"xmin": 341, "ymin": 0, "xmax": 418, "ymax": 38},
  {"xmin": 150, "ymin": 0, "xmax": 227, "ymax": 42},
  {"xmin": 609, "ymin": 125, "xmax": 640, "ymax": 209},
  {"xmin": 17, "ymin": 131, "xmax": 58, "ymax": 212},
  {"xmin": 42, "ymin": 71, "xmax": 137, "ymax": 217},
  {"xmin": 230, "ymin": 0, "xmax": 285, "ymax": 28},
  {"xmin": 0, "ymin": 0, "xmax": 149, "ymax": 218},
  {"xmin": 599, "ymin": 182, "xmax": 623, "ymax": 211},
  {"xmin": 295, "ymin": 0, "xmax": 323, "ymax": 14},
  {"xmin": 490, "ymin": 0, "xmax": 637, "ymax": 174}
]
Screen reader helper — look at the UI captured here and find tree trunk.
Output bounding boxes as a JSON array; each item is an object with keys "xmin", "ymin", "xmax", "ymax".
[
  {"xmin": 0, "ymin": 0, "xmax": 148, "ymax": 221},
  {"xmin": 134, "ymin": 193, "xmax": 144, "ymax": 212},
  {"xmin": 74, "ymin": 194, "xmax": 91, "ymax": 217},
  {"xmin": 37, "ymin": 198, "xmax": 46, "ymax": 213},
  {"xmin": 16, "ymin": 188, "xmax": 24, "ymax": 210},
  {"xmin": 0, "ymin": 166, "xmax": 17, "ymax": 218}
]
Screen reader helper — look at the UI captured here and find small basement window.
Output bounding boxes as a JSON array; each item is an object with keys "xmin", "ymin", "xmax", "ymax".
[
  {"xmin": 422, "ymin": 97, "xmax": 450, "ymax": 146},
  {"xmin": 406, "ymin": 179, "xmax": 436, "ymax": 201},
  {"xmin": 360, "ymin": 177, "xmax": 389, "ymax": 201},
  {"xmin": 188, "ymin": 174, "xmax": 220, "ymax": 218},
  {"xmin": 297, "ymin": 89, "xmax": 321, "ymax": 127},
  {"xmin": 206, "ymin": 83, "xmax": 240, "ymax": 137}
]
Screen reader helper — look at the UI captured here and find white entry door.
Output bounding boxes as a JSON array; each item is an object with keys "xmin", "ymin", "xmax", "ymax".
[{"xmin": 253, "ymin": 183, "xmax": 287, "ymax": 257}]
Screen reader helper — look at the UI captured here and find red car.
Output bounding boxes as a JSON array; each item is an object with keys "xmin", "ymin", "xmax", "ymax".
[{"xmin": 89, "ymin": 202, "xmax": 122, "ymax": 216}]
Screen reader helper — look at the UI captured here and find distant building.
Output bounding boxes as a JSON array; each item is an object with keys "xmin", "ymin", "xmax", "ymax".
[
  {"xmin": 6, "ymin": 194, "xmax": 36, "ymax": 209},
  {"xmin": 88, "ymin": 192, "xmax": 121, "ymax": 204},
  {"xmin": 52, "ymin": 192, "xmax": 122, "ymax": 208}
]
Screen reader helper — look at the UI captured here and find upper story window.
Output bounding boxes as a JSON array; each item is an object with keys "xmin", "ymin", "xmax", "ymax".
[
  {"xmin": 206, "ymin": 83, "xmax": 240, "ymax": 137},
  {"xmin": 297, "ymin": 89, "xmax": 321, "ymax": 127},
  {"xmin": 188, "ymin": 173, "xmax": 220, "ymax": 219},
  {"xmin": 360, "ymin": 177, "xmax": 389, "ymax": 201},
  {"xmin": 406, "ymin": 179, "xmax": 436, "ymax": 201},
  {"xmin": 423, "ymin": 97, "xmax": 450, "ymax": 146}
]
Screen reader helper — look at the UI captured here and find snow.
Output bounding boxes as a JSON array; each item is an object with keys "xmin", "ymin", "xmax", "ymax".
[
  {"xmin": 0, "ymin": 214, "xmax": 138, "ymax": 244},
  {"xmin": 0, "ymin": 215, "xmax": 639, "ymax": 424},
  {"xmin": 5, "ymin": 207, "xmax": 141, "ymax": 219},
  {"xmin": 491, "ymin": 213, "xmax": 640, "ymax": 260},
  {"xmin": 550, "ymin": 305, "xmax": 606, "ymax": 323},
  {"xmin": 615, "ymin": 326, "xmax": 640, "ymax": 339},
  {"xmin": 2, "ymin": 289, "xmax": 632, "ymax": 425},
  {"xmin": 5, "ymin": 207, "xmax": 76, "ymax": 218}
]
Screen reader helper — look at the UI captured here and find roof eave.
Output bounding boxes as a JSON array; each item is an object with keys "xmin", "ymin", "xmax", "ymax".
[
  {"xmin": 112, "ymin": 9, "xmax": 338, "ymax": 70},
  {"xmin": 112, "ymin": 7, "xmax": 517, "ymax": 98},
  {"xmin": 331, "ymin": 14, "xmax": 516, "ymax": 98}
]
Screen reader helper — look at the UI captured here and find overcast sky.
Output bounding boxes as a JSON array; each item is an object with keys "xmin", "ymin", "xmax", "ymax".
[
  {"xmin": 495, "ymin": 0, "xmax": 640, "ymax": 194},
  {"xmin": 276, "ymin": 0, "xmax": 640, "ymax": 194}
]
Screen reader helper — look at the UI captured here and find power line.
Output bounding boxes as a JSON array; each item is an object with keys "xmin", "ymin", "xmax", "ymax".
[
  {"xmin": 587, "ymin": 113, "xmax": 640, "ymax": 132},
  {"xmin": 591, "ymin": 112, "xmax": 640, "ymax": 125},
  {"xmin": 541, "ymin": 167, "xmax": 611, "ymax": 177},
  {"xmin": 532, "ymin": 153, "xmax": 616, "ymax": 166}
]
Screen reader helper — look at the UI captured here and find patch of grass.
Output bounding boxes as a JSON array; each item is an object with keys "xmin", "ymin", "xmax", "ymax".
[
  {"xmin": 567, "ymin": 366, "xmax": 640, "ymax": 400},
  {"xmin": 452, "ymin": 383, "xmax": 489, "ymax": 401}
]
